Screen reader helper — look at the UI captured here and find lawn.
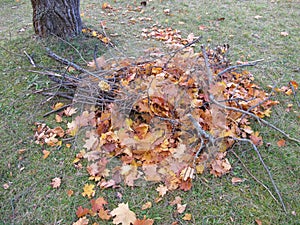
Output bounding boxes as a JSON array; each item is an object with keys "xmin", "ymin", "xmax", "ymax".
[{"xmin": 0, "ymin": 0, "xmax": 299, "ymax": 224}]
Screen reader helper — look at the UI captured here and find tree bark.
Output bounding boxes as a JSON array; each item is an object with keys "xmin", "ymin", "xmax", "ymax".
[{"xmin": 31, "ymin": 0, "xmax": 82, "ymax": 38}]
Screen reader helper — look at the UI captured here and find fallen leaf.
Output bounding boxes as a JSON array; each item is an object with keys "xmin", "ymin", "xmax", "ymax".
[
  {"xmin": 254, "ymin": 15, "xmax": 262, "ymax": 19},
  {"xmin": 82, "ymin": 184, "xmax": 96, "ymax": 198},
  {"xmin": 182, "ymin": 213, "xmax": 192, "ymax": 221},
  {"xmin": 91, "ymin": 197, "xmax": 108, "ymax": 213},
  {"xmin": 231, "ymin": 177, "xmax": 244, "ymax": 184},
  {"xmin": 42, "ymin": 150, "xmax": 50, "ymax": 159},
  {"xmin": 3, "ymin": 183, "xmax": 10, "ymax": 189},
  {"xmin": 277, "ymin": 139, "xmax": 286, "ymax": 147},
  {"xmin": 98, "ymin": 208, "xmax": 111, "ymax": 220},
  {"xmin": 133, "ymin": 218, "xmax": 154, "ymax": 225},
  {"xmin": 177, "ymin": 203, "xmax": 187, "ymax": 214},
  {"xmin": 53, "ymin": 102, "xmax": 64, "ymax": 110},
  {"xmin": 141, "ymin": 201, "xmax": 152, "ymax": 210},
  {"xmin": 156, "ymin": 184, "xmax": 168, "ymax": 197},
  {"xmin": 280, "ymin": 31, "xmax": 289, "ymax": 36},
  {"xmin": 111, "ymin": 203, "xmax": 137, "ymax": 225},
  {"xmin": 170, "ymin": 196, "xmax": 182, "ymax": 206},
  {"xmin": 51, "ymin": 177, "xmax": 61, "ymax": 188},
  {"xmin": 67, "ymin": 189, "xmax": 74, "ymax": 197},
  {"xmin": 255, "ymin": 219, "xmax": 262, "ymax": 225},
  {"xmin": 76, "ymin": 206, "xmax": 90, "ymax": 218},
  {"xmin": 73, "ymin": 217, "xmax": 89, "ymax": 225}
]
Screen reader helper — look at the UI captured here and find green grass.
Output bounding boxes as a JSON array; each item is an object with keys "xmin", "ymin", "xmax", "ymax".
[{"xmin": 1, "ymin": 0, "xmax": 299, "ymax": 224}]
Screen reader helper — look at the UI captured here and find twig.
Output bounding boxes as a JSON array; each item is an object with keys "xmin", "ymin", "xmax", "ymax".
[
  {"xmin": 43, "ymin": 104, "xmax": 72, "ymax": 117},
  {"xmin": 217, "ymin": 59, "xmax": 264, "ymax": 78},
  {"xmin": 229, "ymin": 149, "xmax": 280, "ymax": 205},
  {"xmin": 231, "ymin": 137, "xmax": 287, "ymax": 213},
  {"xmin": 46, "ymin": 48, "xmax": 111, "ymax": 83},
  {"xmin": 24, "ymin": 51, "xmax": 36, "ymax": 67}
]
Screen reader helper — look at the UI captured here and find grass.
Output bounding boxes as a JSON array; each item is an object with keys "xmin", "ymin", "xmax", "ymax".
[{"xmin": 0, "ymin": 0, "xmax": 299, "ymax": 224}]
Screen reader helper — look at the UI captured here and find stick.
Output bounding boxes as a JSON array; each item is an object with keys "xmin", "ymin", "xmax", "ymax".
[
  {"xmin": 217, "ymin": 59, "xmax": 264, "ymax": 77},
  {"xmin": 46, "ymin": 48, "xmax": 111, "ymax": 83},
  {"xmin": 24, "ymin": 51, "xmax": 36, "ymax": 67},
  {"xmin": 231, "ymin": 137, "xmax": 287, "ymax": 213},
  {"xmin": 229, "ymin": 149, "xmax": 280, "ymax": 205},
  {"xmin": 43, "ymin": 104, "xmax": 72, "ymax": 117}
]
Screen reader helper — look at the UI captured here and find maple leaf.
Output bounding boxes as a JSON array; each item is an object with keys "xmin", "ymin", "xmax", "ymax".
[
  {"xmin": 82, "ymin": 184, "xmax": 95, "ymax": 198},
  {"xmin": 51, "ymin": 177, "xmax": 61, "ymax": 188},
  {"xmin": 111, "ymin": 203, "xmax": 137, "ymax": 225},
  {"xmin": 91, "ymin": 197, "xmax": 108, "ymax": 213},
  {"xmin": 76, "ymin": 206, "xmax": 90, "ymax": 218},
  {"xmin": 133, "ymin": 218, "xmax": 154, "ymax": 225},
  {"xmin": 83, "ymin": 134, "xmax": 99, "ymax": 151},
  {"xmin": 73, "ymin": 217, "xmax": 89, "ymax": 225},
  {"xmin": 64, "ymin": 107, "xmax": 77, "ymax": 116},
  {"xmin": 98, "ymin": 208, "xmax": 111, "ymax": 220},
  {"xmin": 156, "ymin": 184, "xmax": 168, "ymax": 197}
]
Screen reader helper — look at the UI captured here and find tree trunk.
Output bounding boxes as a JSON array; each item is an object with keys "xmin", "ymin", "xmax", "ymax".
[{"xmin": 31, "ymin": 0, "xmax": 82, "ymax": 38}]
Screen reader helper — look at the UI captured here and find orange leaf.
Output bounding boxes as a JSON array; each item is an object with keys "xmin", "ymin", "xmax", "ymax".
[
  {"xmin": 98, "ymin": 208, "xmax": 111, "ymax": 220},
  {"xmin": 290, "ymin": 80, "xmax": 298, "ymax": 89},
  {"xmin": 111, "ymin": 203, "xmax": 137, "ymax": 225},
  {"xmin": 76, "ymin": 206, "xmax": 90, "ymax": 218},
  {"xmin": 134, "ymin": 218, "xmax": 154, "ymax": 225},
  {"xmin": 42, "ymin": 150, "xmax": 50, "ymax": 159},
  {"xmin": 182, "ymin": 213, "xmax": 192, "ymax": 221},
  {"xmin": 67, "ymin": 189, "xmax": 74, "ymax": 197},
  {"xmin": 277, "ymin": 139, "xmax": 286, "ymax": 147}
]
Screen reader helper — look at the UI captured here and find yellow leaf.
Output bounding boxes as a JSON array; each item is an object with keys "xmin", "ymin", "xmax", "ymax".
[
  {"xmin": 82, "ymin": 184, "xmax": 95, "ymax": 198},
  {"xmin": 195, "ymin": 165, "xmax": 204, "ymax": 174},
  {"xmin": 53, "ymin": 102, "xmax": 64, "ymax": 110},
  {"xmin": 92, "ymin": 31, "xmax": 97, "ymax": 37},
  {"xmin": 98, "ymin": 80, "xmax": 111, "ymax": 91}
]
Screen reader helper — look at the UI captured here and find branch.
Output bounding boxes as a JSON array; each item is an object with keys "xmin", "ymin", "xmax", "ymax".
[
  {"xmin": 217, "ymin": 59, "xmax": 264, "ymax": 78},
  {"xmin": 231, "ymin": 137, "xmax": 287, "ymax": 213}
]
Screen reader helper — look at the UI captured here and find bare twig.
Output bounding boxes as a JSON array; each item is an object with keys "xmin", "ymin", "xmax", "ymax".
[
  {"xmin": 229, "ymin": 149, "xmax": 279, "ymax": 205},
  {"xmin": 231, "ymin": 137, "xmax": 287, "ymax": 213},
  {"xmin": 46, "ymin": 48, "xmax": 111, "ymax": 83},
  {"xmin": 24, "ymin": 51, "xmax": 36, "ymax": 67},
  {"xmin": 217, "ymin": 59, "xmax": 264, "ymax": 78},
  {"xmin": 43, "ymin": 103, "xmax": 72, "ymax": 117}
]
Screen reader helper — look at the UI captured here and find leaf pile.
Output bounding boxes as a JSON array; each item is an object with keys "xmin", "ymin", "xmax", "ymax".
[{"xmin": 33, "ymin": 23, "xmax": 300, "ymax": 224}]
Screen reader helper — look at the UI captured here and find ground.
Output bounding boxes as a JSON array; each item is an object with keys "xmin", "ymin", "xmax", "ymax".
[{"xmin": 0, "ymin": 0, "xmax": 299, "ymax": 224}]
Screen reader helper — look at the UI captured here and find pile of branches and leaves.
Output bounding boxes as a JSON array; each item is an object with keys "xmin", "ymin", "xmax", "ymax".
[{"xmin": 31, "ymin": 27, "xmax": 299, "ymax": 224}]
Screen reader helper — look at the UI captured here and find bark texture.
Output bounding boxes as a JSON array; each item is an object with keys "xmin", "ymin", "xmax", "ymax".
[{"xmin": 31, "ymin": 0, "xmax": 82, "ymax": 38}]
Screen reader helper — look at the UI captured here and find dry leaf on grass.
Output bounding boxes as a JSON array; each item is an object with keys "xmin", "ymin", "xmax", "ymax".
[{"xmin": 111, "ymin": 203, "xmax": 137, "ymax": 225}]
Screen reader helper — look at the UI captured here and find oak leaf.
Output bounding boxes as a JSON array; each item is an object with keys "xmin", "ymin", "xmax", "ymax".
[{"xmin": 111, "ymin": 203, "xmax": 137, "ymax": 225}]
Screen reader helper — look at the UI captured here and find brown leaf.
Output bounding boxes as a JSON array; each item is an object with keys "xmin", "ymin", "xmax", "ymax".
[
  {"xmin": 255, "ymin": 219, "xmax": 262, "ymax": 225},
  {"xmin": 111, "ymin": 203, "xmax": 137, "ymax": 225},
  {"xmin": 231, "ymin": 177, "xmax": 244, "ymax": 184},
  {"xmin": 177, "ymin": 203, "xmax": 187, "ymax": 214},
  {"xmin": 277, "ymin": 139, "xmax": 286, "ymax": 147},
  {"xmin": 51, "ymin": 177, "xmax": 61, "ymax": 188},
  {"xmin": 76, "ymin": 206, "xmax": 90, "ymax": 218},
  {"xmin": 67, "ymin": 189, "xmax": 74, "ymax": 197},
  {"xmin": 42, "ymin": 150, "xmax": 50, "ymax": 159},
  {"xmin": 91, "ymin": 197, "xmax": 108, "ymax": 213}
]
